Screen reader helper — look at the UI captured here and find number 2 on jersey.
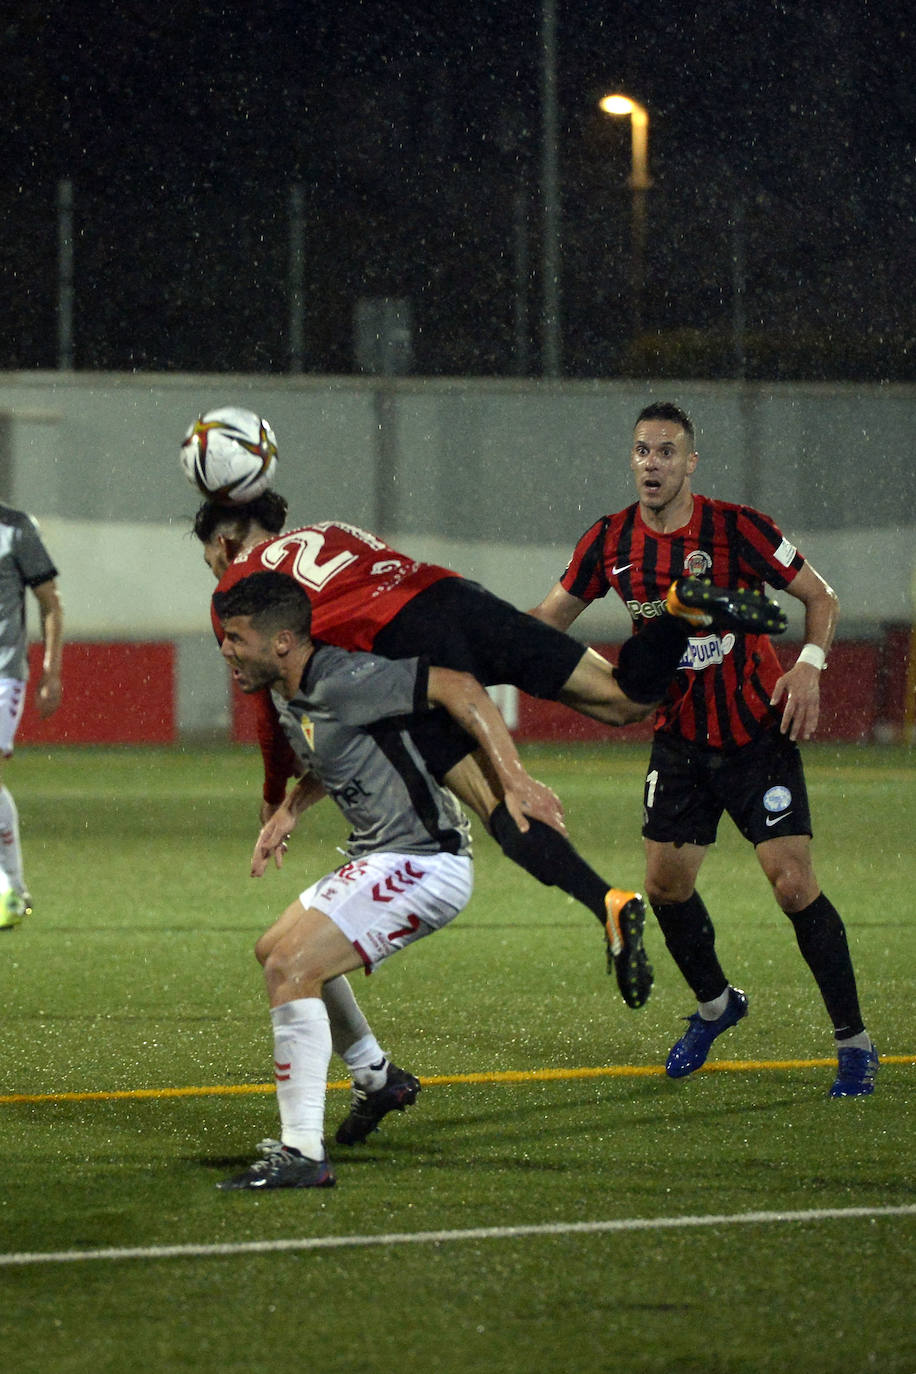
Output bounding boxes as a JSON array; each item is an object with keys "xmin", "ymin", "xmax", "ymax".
[{"xmin": 259, "ymin": 530, "xmax": 358, "ymax": 591}]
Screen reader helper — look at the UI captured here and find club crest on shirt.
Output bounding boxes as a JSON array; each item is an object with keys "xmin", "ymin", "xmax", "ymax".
[
  {"xmin": 300, "ymin": 715, "xmax": 315, "ymax": 749},
  {"xmin": 684, "ymin": 549, "xmax": 713, "ymax": 576}
]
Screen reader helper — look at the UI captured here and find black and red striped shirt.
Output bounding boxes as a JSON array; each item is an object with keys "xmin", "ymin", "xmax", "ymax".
[
  {"xmin": 213, "ymin": 521, "xmax": 459, "ymax": 803},
  {"xmin": 213, "ymin": 521, "xmax": 458, "ymax": 649},
  {"xmin": 560, "ymin": 494, "xmax": 805, "ymax": 748}
]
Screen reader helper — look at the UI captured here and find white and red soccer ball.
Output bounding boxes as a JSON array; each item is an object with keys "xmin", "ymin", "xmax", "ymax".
[{"xmin": 180, "ymin": 406, "xmax": 278, "ymax": 504}]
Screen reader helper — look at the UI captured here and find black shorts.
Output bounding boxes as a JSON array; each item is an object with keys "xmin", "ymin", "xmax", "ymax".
[
  {"xmin": 642, "ymin": 728, "xmax": 813, "ymax": 848},
  {"xmin": 373, "ymin": 578, "xmax": 587, "ymax": 779}
]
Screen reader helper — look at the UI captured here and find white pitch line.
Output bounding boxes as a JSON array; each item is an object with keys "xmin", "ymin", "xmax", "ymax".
[{"xmin": 2, "ymin": 1205, "xmax": 913, "ymax": 1269}]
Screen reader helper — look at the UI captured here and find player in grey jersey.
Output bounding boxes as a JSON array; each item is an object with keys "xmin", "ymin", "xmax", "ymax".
[
  {"xmin": 270, "ymin": 652, "xmax": 474, "ymax": 862},
  {"xmin": 212, "ymin": 571, "xmax": 564, "ymax": 1190},
  {"xmin": 0, "ymin": 505, "xmax": 64, "ymax": 928}
]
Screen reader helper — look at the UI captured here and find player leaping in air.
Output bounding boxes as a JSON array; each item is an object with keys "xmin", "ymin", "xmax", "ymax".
[{"xmin": 187, "ymin": 408, "xmax": 788, "ymax": 1013}]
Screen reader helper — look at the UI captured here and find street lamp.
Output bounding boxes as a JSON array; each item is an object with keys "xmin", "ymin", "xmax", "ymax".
[{"xmin": 599, "ymin": 93, "xmax": 651, "ymax": 339}]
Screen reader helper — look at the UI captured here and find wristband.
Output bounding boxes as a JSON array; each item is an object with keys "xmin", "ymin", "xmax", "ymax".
[{"xmin": 797, "ymin": 643, "xmax": 826, "ymax": 671}]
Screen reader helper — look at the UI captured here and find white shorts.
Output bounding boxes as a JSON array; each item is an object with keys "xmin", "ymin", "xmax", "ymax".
[
  {"xmin": 299, "ymin": 851, "xmax": 473, "ymax": 973},
  {"xmin": 0, "ymin": 679, "xmax": 26, "ymax": 757}
]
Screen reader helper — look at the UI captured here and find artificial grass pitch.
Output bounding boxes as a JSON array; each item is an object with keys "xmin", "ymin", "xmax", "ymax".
[{"xmin": 0, "ymin": 742, "xmax": 912, "ymax": 1374}]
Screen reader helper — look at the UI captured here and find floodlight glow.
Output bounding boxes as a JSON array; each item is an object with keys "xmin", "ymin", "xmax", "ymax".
[{"xmin": 599, "ymin": 95, "xmax": 637, "ymax": 117}]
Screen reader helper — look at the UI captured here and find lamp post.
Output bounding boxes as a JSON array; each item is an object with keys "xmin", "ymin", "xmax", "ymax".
[
  {"xmin": 541, "ymin": 0, "xmax": 561, "ymax": 376},
  {"xmin": 57, "ymin": 178, "xmax": 74, "ymax": 371},
  {"xmin": 598, "ymin": 93, "xmax": 651, "ymax": 340}
]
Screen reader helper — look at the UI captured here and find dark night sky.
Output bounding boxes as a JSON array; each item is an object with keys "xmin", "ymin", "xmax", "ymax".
[{"xmin": 2, "ymin": 0, "xmax": 914, "ymax": 377}]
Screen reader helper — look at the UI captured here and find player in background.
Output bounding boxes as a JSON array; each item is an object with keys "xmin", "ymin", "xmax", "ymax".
[
  {"xmin": 191, "ymin": 457, "xmax": 784, "ymax": 1009},
  {"xmin": 0, "ymin": 503, "xmax": 63, "ymax": 929},
  {"xmin": 212, "ymin": 571, "xmax": 573, "ymax": 1189},
  {"xmin": 531, "ymin": 401, "xmax": 877, "ymax": 1097}
]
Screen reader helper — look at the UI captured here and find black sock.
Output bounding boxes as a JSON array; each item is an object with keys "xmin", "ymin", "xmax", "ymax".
[
  {"xmin": 787, "ymin": 893, "xmax": 864, "ymax": 1039},
  {"xmin": 614, "ymin": 616, "xmax": 689, "ymax": 705},
  {"xmin": 488, "ymin": 802, "xmax": 609, "ymax": 923},
  {"xmin": 652, "ymin": 892, "xmax": 729, "ymax": 1002}
]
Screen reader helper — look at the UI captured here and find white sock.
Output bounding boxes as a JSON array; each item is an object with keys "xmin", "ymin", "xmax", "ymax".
[
  {"xmin": 320, "ymin": 976, "xmax": 388, "ymax": 1089},
  {"xmin": 270, "ymin": 998, "xmax": 331, "ymax": 1160},
  {"xmin": 0, "ymin": 786, "xmax": 24, "ymax": 893},
  {"xmin": 342, "ymin": 1036, "xmax": 389, "ymax": 1092},
  {"xmin": 836, "ymin": 1030, "xmax": 872, "ymax": 1052},
  {"xmin": 698, "ymin": 988, "xmax": 730, "ymax": 1021}
]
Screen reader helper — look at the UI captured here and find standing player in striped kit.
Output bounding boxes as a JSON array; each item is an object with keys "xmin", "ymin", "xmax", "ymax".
[{"xmin": 531, "ymin": 402, "xmax": 877, "ymax": 1097}]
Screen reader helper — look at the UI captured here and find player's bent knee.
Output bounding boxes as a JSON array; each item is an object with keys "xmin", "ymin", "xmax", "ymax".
[
  {"xmin": 772, "ymin": 869, "xmax": 818, "ymax": 913},
  {"xmin": 613, "ymin": 696, "xmax": 656, "ymax": 725},
  {"xmin": 759, "ymin": 849, "xmax": 818, "ymax": 912},
  {"xmin": 262, "ymin": 941, "xmax": 327, "ymax": 1000},
  {"xmin": 646, "ymin": 879, "xmax": 695, "ymax": 907}
]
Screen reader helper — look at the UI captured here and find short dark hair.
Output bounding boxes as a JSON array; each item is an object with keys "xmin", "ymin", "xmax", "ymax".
[
  {"xmin": 192, "ymin": 489, "xmax": 289, "ymax": 544},
  {"xmin": 634, "ymin": 402, "xmax": 695, "ymax": 447},
  {"xmin": 213, "ymin": 571, "xmax": 313, "ymax": 640}
]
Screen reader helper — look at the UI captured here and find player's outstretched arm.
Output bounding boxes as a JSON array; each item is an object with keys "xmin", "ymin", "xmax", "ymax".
[
  {"xmin": 252, "ymin": 689, "xmax": 300, "ymax": 810},
  {"xmin": 529, "ymin": 582, "xmax": 588, "ymax": 631},
  {"xmin": 770, "ymin": 562, "xmax": 838, "ymax": 741},
  {"xmin": 250, "ymin": 772, "xmax": 327, "ymax": 877},
  {"xmin": 427, "ymin": 667, "xmax": 566, "ymax": 836},
  {"xmin": 33, "ymin": 579, "xmax": 63, "ymax": 718}
]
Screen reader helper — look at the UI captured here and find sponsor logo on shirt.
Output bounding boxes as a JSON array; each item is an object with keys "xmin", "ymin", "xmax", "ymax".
[
  {"xmin": 626, "ymin": 597, "xmax": 668, "ymax": 619},
  {"xmin": 774, "ymin": 538, "xmax": 797, "ymax": 568},
  {"xmin": 331, "ymin": 777, "xmax": 372, "ymax": 808},
  {"xmin": 677, "ymin": 633, "xmax": 735, "ymax": 671}
]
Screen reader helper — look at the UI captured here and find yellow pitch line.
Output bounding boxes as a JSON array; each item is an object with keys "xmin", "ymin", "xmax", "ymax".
[{"xmin": 0, "ymin": 1056, "xmax": 912, "ymax": 1107}]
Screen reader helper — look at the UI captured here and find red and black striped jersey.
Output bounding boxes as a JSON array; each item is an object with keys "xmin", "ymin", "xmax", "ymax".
[
  {"xmin": 213, "ymin": 521, "xmax": 458, "ymax": 650},
  {"xmin": 213, "ymin": 522, "xmax": 459, "ymax": 802},
  {"xmin": 560, "ymin": 494, "xmax": 806, "ymax": 749}
]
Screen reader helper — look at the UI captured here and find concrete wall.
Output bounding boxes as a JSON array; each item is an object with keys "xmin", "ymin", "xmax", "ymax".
[
  {"xmin": 2, "ymin": 372, "xmax": 913, "ymax": 536},
  {"xmin": 2, "ymin": 371, "xmax": 914, "ymax": 734}
]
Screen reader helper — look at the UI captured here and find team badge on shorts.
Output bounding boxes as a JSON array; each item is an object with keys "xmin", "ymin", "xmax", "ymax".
[{"xmin": 763, "ymin": 786, "xmax": 792, "ymax": 813}]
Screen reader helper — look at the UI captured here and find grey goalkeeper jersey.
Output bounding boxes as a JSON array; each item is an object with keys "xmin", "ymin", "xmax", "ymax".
[
  {"xmin": 0, "ymin": 505, "xmax": 58, "ymax": 679},
  {"xmin": 271, "ymin": 644, "xmax": 472, "ymax": 861}
]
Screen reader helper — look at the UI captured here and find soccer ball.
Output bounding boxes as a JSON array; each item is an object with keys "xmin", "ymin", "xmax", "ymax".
[{"xmin": 180, "ymin": 406, "xmax": 278, "ymax": 505}]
